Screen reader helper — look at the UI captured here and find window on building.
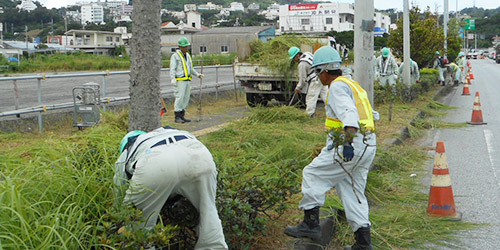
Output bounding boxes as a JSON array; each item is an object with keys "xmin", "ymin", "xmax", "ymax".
[
  {"xmin": 115, "ymin": 37, "xmax": 120, "ymax": 42},
  {"xmin": 301, "ymin": 18, "xmax": 310, "ymax": 25},
  {"xmin": 310, "ymin": 26, "xmax": 313, "ymax": 31},
  {"xmin": 339, "ymin": 18, "xmax": 342, "ymax": 23},
  {"xmin": 192, "ymin": 22, "xmax": 196, "ymax": 28},
  {"xmin": 326, "ymin": 18, "xmax": 333, "ymax": 24},
  {"xmin": 281, "ymin": 26, "xmax": 284, "ymax": 32},
  {"xmin": 106, "ymin": 36, "xmax": 113, "ymax": 42},
  {"xmin": 324, "ymin": 26, "xmax": 327, "ymax": 31},
  {"xmin": 200, "ymin": 46, "xmax": 206, "ymax": 53},
  {"xmin": 221, "ymin": 45, "xmax": 228, "ymax": 52}
]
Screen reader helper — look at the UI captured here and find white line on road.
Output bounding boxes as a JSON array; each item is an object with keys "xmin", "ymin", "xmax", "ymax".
[{"xmin": 483, "ymin": 129, "xmax": 500, "ymax": 189}]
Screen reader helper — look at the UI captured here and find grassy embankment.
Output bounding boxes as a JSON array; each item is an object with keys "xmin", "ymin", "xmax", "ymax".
[
  {"xmin": 0, "ymin": 81, "xmax": 476, "ymax": 249},
  {"xmin": 0, "ymin": 52, "xmax": 237, "ymax": 74}
]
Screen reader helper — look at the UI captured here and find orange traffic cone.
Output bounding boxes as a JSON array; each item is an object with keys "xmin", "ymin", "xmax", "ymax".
[
  {"xmin": 467, "ymin": 92, "xmax": 487, "ymax": 125},
  {"xmin": 466, "ymin": 75, "xmax": 471, "ymax": 85},
  {"xmin": 469, "ymin": 72, "xmax": 474, "ymax": 80},
  {"xmin": 461, "ymin": 83, "xmax": 471, "ymax": 96},
  {"xmin": 428, "ymin": 141, "xmax": 461, "ymax": 220}
]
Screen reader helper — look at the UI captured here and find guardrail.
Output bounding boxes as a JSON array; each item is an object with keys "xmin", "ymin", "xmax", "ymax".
[{"xmin": 0, "ymin": 64, "xmax": 237, "ymax": 132}]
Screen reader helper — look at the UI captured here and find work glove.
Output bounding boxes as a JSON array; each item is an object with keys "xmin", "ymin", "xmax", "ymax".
[
  {"xmin": 393, "ymin": 74, "xmax": 398, "ymax": 80},
  {"xmin": 294, "ymin": 88, "xmax": 300, "ymax": 94},
  {"xmin": 342, "ymin": 142, "xmax": 354, "ymax": 162},
  {"xmin": 171, "ymin": 78, "xmax": 177, "ymax": 87},
  {"xmin": 198, "ymin": 74, "xmax": 205, "ymax": 79}
]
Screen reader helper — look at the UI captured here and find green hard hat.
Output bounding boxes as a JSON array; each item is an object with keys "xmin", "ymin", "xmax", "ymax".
[
  {"xmin": 382, "ymin": 47, "xmax": 390, "ymax": 57},
  {"xmin": 435, "ymin": 51, "xmax": 440, "ymax": 55},
  {"xmin": 312, "ymin": 46, "xmax": 342, "ymax": 70},
  {"xmin": 288, "ymin": 46, "xmax": 301, "ymax": 60},
  {"xmin": 178, "ymin": 37, "xmax": 190, "ymax": 47},
  {"xmin": 120, "ymin": 130, "xmax": 146, "ymax": 153},
  {"xmin": 458, "ymin": 52, "xmax": 464, "ymax": 57}
]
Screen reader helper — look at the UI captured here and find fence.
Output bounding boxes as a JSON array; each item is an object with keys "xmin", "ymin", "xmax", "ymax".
[{"xmin": 0, "ymin": 64, "xmax": 238, "ymax": 132}]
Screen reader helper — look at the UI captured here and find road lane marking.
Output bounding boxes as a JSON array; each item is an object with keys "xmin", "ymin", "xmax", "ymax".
[{"xmin": 483, "ymin": 129, "xmax": 500, "ymax": 189}]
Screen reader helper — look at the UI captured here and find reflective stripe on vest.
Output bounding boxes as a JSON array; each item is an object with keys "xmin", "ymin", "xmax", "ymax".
[
  {"xmin": 300, "ymin": 52, "xmax": 317, "ymax": 83},
  {"xmin": 325, "ymin": 76, "xmax": 375, "ymax": 130},
  {"xmin": 175, "ymin": 51, "xmax": 193, "ymax": 81}
]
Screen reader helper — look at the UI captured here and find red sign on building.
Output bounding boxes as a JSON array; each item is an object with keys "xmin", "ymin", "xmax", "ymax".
[{"xmin": 289, "ymin": 4, "xmax": 318, "ymax": 11}]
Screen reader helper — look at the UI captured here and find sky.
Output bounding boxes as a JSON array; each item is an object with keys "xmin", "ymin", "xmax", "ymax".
[{"xmin": 37, "ymin": 0, "xmax": 500, "ymax": 12}]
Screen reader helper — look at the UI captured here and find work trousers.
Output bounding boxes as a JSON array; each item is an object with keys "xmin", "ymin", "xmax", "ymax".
[
  {"xmin": 174, "ymin": 80, "xmax": 191, "ymax": 112},
  {"xmin": 305, "ymin": 79, "xmax": 328, "ymax": 116},
  {"xmin": 378, "ymin": 75, "xmax": 396, "ymax": 86},
  {"xmin": 299, "ymin": 133, "xmax": 377, "ymax": 232},
  {"xmin": 124, "ymin": 138, "xmax": 228, "ymax": 250},
  {"xmin": 438, "ymin": 67, "xmax": 446, "ymax": 82}
]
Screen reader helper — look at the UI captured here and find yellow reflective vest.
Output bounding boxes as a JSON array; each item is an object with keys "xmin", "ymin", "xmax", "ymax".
[
  {"xmin": 175, "ymin": 51, "xmax": 193, "ymax": 81},
  {"xmin": 325, "ymin": 76, "xmax": 375, "ymax": 131}
]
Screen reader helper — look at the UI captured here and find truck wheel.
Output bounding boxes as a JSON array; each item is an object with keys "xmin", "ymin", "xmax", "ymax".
[{"xmin": 246, "ymin": 93, "xmax": 258, "ymax": 107}]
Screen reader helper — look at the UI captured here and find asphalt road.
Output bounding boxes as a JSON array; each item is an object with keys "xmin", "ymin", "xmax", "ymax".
[
  {"xmin": 419, "ymin": 58, "xmax": 500, "ymax": 249},
  {"xmin": 0, "ymin": 66, "xmax": 236, "ymax": 113}
]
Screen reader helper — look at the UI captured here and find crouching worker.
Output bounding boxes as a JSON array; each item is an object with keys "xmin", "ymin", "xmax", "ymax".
[
  {"xmin": 284, "ymin": 46, "xmax": 377, "ymax": 250},
  {"xmin": 114, "ymin": 126, "xmax": 228, "ymax": 249}
]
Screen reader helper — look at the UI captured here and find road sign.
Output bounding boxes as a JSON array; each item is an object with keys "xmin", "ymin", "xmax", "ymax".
[{"xmin": 465, "ymin": 19, "xmax": 475, "ymax": 30}]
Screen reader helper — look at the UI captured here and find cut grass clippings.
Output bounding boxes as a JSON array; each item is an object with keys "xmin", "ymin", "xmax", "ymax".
[{"xmin": 0, "ymin": 86, "xmax": 477, "ymax": 249}]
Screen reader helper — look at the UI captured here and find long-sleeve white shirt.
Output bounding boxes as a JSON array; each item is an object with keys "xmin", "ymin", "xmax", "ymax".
[{"xmin": 170, "ymin": 50, "xmax": 200, "ymax": 81}]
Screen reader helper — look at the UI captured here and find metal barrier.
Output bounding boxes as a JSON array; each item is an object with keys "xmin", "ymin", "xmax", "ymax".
[{"xmin": 0, "ymin": 64, "xmax": 235, "ymax": 132}]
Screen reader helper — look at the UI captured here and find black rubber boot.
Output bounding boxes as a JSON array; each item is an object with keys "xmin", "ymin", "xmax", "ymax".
[
  {"xmin": 174, "ymin": 111, "xmax": 184, "ymax": 123},
  {"xmin": 284, "ymin": 207, "xmax": 321, "ymax": 240},
  {"xmin": 181, "ymin": 110, "xmax": 191, "ymax": 122},
  {"xmin": 344, "ymin": 227, "xmax": 373, "ymax": 250}
]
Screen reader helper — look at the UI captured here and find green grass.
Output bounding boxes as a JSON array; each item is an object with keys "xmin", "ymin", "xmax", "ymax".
[
  {"xmin": 0, "ymin": 89, "xmax": 478, "ymax": 249},
  {"xmin": 1, "ymin": 52, "xmax": 236, "ymax": 74}
]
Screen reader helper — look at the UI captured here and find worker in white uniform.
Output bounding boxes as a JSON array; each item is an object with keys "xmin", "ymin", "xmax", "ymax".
[
  {"xmin": 170, "ymin": 37, "xmax": 204, "ymax": 123},
  {"xmin": 288, "ymin": 46, "xmax": 328, "ymax": 117},
  {"xmin": 114, "ymin": 126, "xmax": 228, "ymax": 250},
  {"xmin": 397, "ymin": 59, "xmax": 420, "ymax": 84},
  {"xmin": 456, "ymin": 52, "xmax": 466, "ymax": 84},
  {"xmin": 433, "ymin": 51, "xmax": 448, "ymax": 86},
  {"xmin": 284, "ymin": 46, "xmax": 377, "ymax": 250},
  {"xmin": 374, "ymin": 47, "xmax": 398, "ymax": 86}
]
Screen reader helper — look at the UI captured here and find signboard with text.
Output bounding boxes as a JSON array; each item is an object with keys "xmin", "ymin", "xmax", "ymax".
[{"xmin": 465, "ymin": 19, "xmax": 475, "ymax": 30}]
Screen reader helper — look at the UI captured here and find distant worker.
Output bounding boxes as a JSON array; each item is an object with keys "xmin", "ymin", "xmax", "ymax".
[
  {"xmin": 456, "ymin": 52, "xmax": 466, "ymax": 84},
  {"xmin": 289, "ymin": 46, "xmax": 328, "ymax": 117},
  {"xmin": 284, "ymin": 46, "xmax": 377, "ymax": 250},
  {"xmin": 433, "ymin": 51, "xmax": 448, "ymax": 86},
  {"xmin": 374, "ymin": 47, "xmax": 398, "ymax": 86},
  {"xmin": 448, "ymin": 62, "xmax": 461, "ymax": 87},
  {"xmin": 397, "ymin": 59, "xmax": 420, "ymax": 84},
  {"xmin": 170, "ymin": 37, "xmax": 204, "ymax": 123},
  {"xmin": 114, "ymin": 126, "xmax": 228, "ymax": 249}
]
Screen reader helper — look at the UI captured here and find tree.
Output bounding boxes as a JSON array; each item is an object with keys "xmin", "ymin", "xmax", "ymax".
[
  {"xmin": 324, "ymin": 30, "xmax": 354, "ymax": 48},
  {"xmin": 128, "ymin": 0, "xmax": 162, "ymax": 131},
  {"xmin": 446, "ymin": 18, "xmax": 462, "ymax": 62},
  {"xmin": 388, "ymin": 6, "xmax": 445, "ymax": 68}
]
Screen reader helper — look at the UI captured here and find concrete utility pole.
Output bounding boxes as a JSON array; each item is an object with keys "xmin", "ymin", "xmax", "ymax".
[
  {"xmin": 444, "ymin": 0, "xmax": 449, "ymax": 52},
  {"xmin": 354, "ymin": 0, "xmax": 375, "ymax": 104},
  {"xmin": 403, "ymin": 0, "xmax": 410, "ymax": 86}
]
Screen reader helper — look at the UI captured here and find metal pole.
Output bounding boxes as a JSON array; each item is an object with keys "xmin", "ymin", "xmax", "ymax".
[
  {"xmin": 232, "ymin": 61, "xmax": 239, "ymax": 103},
  {"xmin": 444, "ymin": 0, "xmax": 449, "ymax": 53},
  {"xmin": 215, "ymin": 64, "xmax": 219, "ymax": 100},
  {"xmin": 37, "ymin": 78, "xmax": 43, "ymax": 132},
  {"xmin": 354, "ymin": 0, "xmax": 375, "ymax": 104},
  {"xmin": 403, "ymin": 0, "xmax": 411, "ymax": 86},
  {"xmin": 13, "ymin": 80, "xmax": 20, "ymax": 117},
  {"xmin": 102, "ymin": 75, "xmax": 106, "ymax": 111}
]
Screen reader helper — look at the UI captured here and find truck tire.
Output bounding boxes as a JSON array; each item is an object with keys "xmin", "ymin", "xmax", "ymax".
[{"xmin": 246, "ymin": 93, "xmax": 268, "ymax": 107}]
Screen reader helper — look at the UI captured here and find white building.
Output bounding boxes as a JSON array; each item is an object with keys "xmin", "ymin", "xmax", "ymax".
[
  {"xmin": 262, "ymin": 3, "xmax": 280, "ymax": 20},
  {"xmin": 184, "ymin": 4, "xmax": 196, "ymax": 12},
  {"xmin": 105, "ymin": 1, "xmax": 127, "ymax": 9},
  {"xmin": 248, "ymin": 3, "xmax": 260, "ymax": 10},
  {"xmin": 16, "ymin": 0, "xmax": 37, "ymax": 12},
  {"xmin": 279, "ymin": 3, "xmax": 390, "ymax": 35},
  {"xmin": 81, "ymin": 3, "xmax": 104, "ymax": 25},
  {"xmin": 187, "ymin": 11, "xmax": 201, "ymax": 29},
  {"xmin": 373, "ymin": 12, "xmax": 391, "ymax": 36},
  {"xmin": 66, "ymin": 10, "xmax": 81, "ymax": 22},
  {"xmin": 229, "ymin": 2, "xmax": 244, "ymax": 12},
  {"xmin": 198, "ymin": 2, "xmax": 222, "ymax": 11}
]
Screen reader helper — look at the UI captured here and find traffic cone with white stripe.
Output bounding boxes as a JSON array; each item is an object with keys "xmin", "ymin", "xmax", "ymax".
[
  {"xmin": 467, "ymin": 92, "xmax": 487, "ymax": 125},
  {"xmin": 466, "ymin": 75, "xmax": 471, "ymax": 85},
  {"xmin": 461, "ymin": 82, "xmax": 471, "ymax": 96},
  {"xmin": 428, "ymin": 141, "xmax": 461, "ymax": 220}
]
